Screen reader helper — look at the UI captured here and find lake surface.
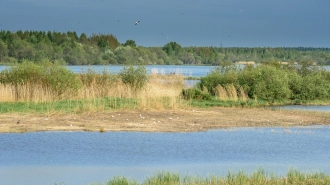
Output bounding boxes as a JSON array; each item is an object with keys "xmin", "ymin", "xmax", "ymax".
[
  {"xmin": 1, "ymin": 65, "xmax": 330, "ymax": 77},
  {"xmin": 1, "ymin": 126, "xmax": 330, "ymax": 185},
  {"xmin": 0, "ymin": 65, "xmax": 216, "ymax": 77}
]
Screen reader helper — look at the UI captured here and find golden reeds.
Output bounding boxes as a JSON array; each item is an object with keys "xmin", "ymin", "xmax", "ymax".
[
  {"xmin": 0, "ymin": 82, "xmax": 55, "ymax": 102},
  {"xmin": 213, "ymin": 84, "xmax": 227, "ymax": 100},
  {"xmin": 0, "ymin": 74, "xmax": 185, "ymax": 110},
  {"xmin": 213, "ymin": 83, "xmax": 247, "ymax": 102}
]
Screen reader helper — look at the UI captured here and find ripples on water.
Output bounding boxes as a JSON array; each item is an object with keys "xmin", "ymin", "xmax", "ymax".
[{"xmin": 0, "ymin": 126, "xmax": 329, "ymax": 185}]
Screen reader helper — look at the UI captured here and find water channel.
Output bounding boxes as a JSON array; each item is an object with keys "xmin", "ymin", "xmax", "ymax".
[{"xmin": 1, "ymin": 126, "xmax": 330, "ymax": 185}]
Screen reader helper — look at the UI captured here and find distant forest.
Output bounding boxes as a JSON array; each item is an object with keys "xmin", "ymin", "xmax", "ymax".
[{"xmin": 1, "ymin": 30, "xmax": 330, "ymax": 65}]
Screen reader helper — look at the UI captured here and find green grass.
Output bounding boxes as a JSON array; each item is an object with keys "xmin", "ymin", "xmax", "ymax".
[
  {"xmin": 2, "ymin": 96, "xmax": 330, "ymax": 114},
  {"xmin": 187, "ymin": 98, "xmax": 330, "ymax": 109},
  {"xmin": 89, "ymin": 169, "xmax": 330, "ymax": 185},
  {"xmin": 0, "ymin": 97, "xmax": 246, "ymax": 114},
  {"xmin": 188, "ymin": 99, "xmax": 242, "ymax": 108},
  {"xmin": 0, "ymin": 97, "xmax": 139, "ymax": 114},
  {"xmin": 184, "ymin": 76, "xmax": 200, "ymax": 80}
]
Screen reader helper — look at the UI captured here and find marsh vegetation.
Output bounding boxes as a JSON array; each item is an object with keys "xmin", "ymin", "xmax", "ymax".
[
  {"xmin": 1, "ymin": 60, "xmax": 330, "ymax": 115},
  {"xmin": 90, "ymin": 169, "xmax": 330, "ymax": 185},
  {"xmin": 191, "ymin": 60, "xmax": 330, "ymax": 106},
  {"xmin": 1, "ymin": 60, "xmax": 330, "ymax": 133},
  {"xmin": 0, "ymin": 60, "xmax": 186, "ymax": 113}
]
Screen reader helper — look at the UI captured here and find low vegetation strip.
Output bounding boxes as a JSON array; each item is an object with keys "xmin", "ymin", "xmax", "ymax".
[
  {"xmin": 88, "ymin": 169, "xmax": 330, "ymax": 185},
  {"xmin": 195, "ymin": 61, "xmax": 330, "ymax": 104}
]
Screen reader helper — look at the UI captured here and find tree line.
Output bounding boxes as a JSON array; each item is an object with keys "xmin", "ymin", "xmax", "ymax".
[{"xmin": 1, "ymin": 30, "xmax": 330, "ymax": 65}]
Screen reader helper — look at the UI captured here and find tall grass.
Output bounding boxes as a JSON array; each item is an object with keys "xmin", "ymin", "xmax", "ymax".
[
  {"xmin": 0, "ymin": 61, "xmax": 186, "ymax": 113},
  {"xmin": 90, "ymin": 169, "xmax": 330, "ymax": 185},
  {"xmin": 93, "ymin": 176, "xmax": 138, "ymax": 185},
  {"xmin": 138, "ymin": 75, "xmax": 185, "ymax": 109},
  {"xmin": 213, "ymin": 84, "xmax": 247, "ymax": 102}
]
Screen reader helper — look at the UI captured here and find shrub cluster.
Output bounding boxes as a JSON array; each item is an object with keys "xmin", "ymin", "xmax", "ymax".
[
  {"xmin": 181, "ymin": 88, "xmax": 212, "ymax": 100},
  {"xmin": 0, "ymin": 60, "xmax": 81, "ymax": 98},
  {"xmin": 118, "ymin": 65, "xmax": 149, "ymax": 91},
  {"xmin": 197, "ymin": 61, "xmax": 330, "ymax": 103},
  {"xmin": 0, "ymin": 62, "xmax": 149, "ymax": 101}
]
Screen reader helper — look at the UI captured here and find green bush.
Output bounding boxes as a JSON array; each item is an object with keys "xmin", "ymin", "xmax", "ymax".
[
  {"xmin": 181, "ymin": 88, "xmax": 212, "ymax": 100},
  {"xmin": 199, "ymin": 65, "xmax": 239, "ymax": 95},
  {"xmin": 0, "ymin": 60, "xmax": 81, "ymax": 97},
  {"xmin": 198, "ymin": 62, "xmax": 330, "ymax": 103},
  {"xmin": 299, "ymin": 73, "xmax": 330, "ymax": 100},
  {"xmin": 253, "ymin": 65, "xmax": 291, "ymax": 102},
  {"xmin": 118, "ymin": 65, "xmax": 149, "ymax": 91}
]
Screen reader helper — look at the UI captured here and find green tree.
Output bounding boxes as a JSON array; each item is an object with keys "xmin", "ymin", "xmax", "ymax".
[
  {"xmin": 124, "ymin": 39, "xmax": 137, "ymax": 47},
  {"xmin": 0, "ymin": 40, "xmax": 9, "ymax": 61},
  {"xmin": 79, "ymin": 33, "xmax": 89, "ymax": 44},
  {"xmin": 178, "ymin": 52, "xmax": 195, "ymax": 64},
  {"xmin": 162, "ymin": 42, "xmax": 182, "ymax": 56},
  {"xmin": 97, "ymin": 39, "xmax": 109, "ymax": 48}
]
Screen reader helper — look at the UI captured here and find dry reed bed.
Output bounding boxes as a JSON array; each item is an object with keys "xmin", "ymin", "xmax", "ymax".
[
  {"xmin": 0, "ymin": 75, "xmax": 184, "ymax": 102},
  {"xmin": 1, "ymin": 107, "xmax": 329, "ymax": 133},
  {"xmin": 0, "ymin": 75, "xmax": 185, "ymax": 111}
]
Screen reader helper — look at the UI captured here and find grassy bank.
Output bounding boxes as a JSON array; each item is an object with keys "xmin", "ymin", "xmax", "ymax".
[
  {"xmin": 0, "ymin": 61, "xmax": 188, "ymax": 113},
  {"xmin": 89, "ymin": 169, "xmax": 330, "ymax": 185},
  {"xmin": 1, "ymin": 61, "xmax": 330, "ymax": 133},
  {"xmin": 1, "ymin": 61, "xmax": 330, "ymax": 114}
]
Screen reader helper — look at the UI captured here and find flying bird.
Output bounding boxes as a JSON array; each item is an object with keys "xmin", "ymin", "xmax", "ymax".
[
  {"xmin": 135, "ymin": 21, "xmax": 140, "ymax": 25},
  {"xmin": 161, "ymin": 33, "xmax": 169, "ymax": 40}
]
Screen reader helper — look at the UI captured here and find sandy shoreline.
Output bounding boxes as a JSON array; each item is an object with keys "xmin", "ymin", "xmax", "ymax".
[{"xmin": 1, "ymin": 107, "xmax": 329, "ymax": 133}]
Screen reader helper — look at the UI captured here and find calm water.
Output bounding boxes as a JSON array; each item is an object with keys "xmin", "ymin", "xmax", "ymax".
[
  {"xmin": 272, "ymin": 105, "xmax": 330, "ymax": 112},
  {"xmin": 1, "ymin": 65, "xmax": 330, "ymax": 77},
  {"xmin": 1, "ymin": 127, "xmax": 330, "ymax": 185},
  {"xmin": 0, "ymin": 65, "xmax": 215, "ymax": 77}
]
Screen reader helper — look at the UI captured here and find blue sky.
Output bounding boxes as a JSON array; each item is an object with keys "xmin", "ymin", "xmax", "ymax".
[{"xmin": 1, "ymin": 0, "xmax": 330, "ymax": 47}]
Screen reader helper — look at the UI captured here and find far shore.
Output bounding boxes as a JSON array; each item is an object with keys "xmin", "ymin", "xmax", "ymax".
[{"xmin": 1, "ymin": 107, "xmax": 329, "ymax": 133}]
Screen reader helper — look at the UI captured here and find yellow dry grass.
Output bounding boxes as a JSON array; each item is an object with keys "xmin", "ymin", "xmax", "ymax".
[
  {"xmin": 0, "ymin": 83, "xmax": 55, "ymax": 102},
  {"xmin": 214, "ymin": 83, "xmax": 247, "ymax": 101},
  {"xmin": 0, "ymin": 75, "xmax": 185, "ymax": 110}
]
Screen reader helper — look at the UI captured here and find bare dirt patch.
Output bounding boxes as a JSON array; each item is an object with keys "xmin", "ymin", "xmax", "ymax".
[{"xmin": 1, "ymin": 107, "xmax": 329, "ymax": 133}]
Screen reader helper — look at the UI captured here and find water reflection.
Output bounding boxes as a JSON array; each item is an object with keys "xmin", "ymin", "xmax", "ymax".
[
  {"xmin": 271, "ymin": 105, "xmax": 330, "ymax": 112},
  {"xmin": 0, "ymin": 126, "xmax": 329, "ymax": 185}
]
